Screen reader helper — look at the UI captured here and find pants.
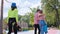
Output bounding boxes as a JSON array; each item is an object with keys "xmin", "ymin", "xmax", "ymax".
[
  {"xmin": 39, "ymin": 20, "xmax": 47, "ymax": 34},
  {"xmin": 40, "ymin": 25, "xmax": 47, "ymax": 34},
  {"xmin": 34, "ymin": 24, "xmax": 40, "ymax": 34},
  {"xmin": 8, "ymin": 18, "xmax": 17, "ymax": 34}
]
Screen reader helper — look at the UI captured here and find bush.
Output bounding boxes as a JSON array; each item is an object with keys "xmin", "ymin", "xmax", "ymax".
[
  {"xmin": 22, "ymin": 28, "xmax": 28, "ymax": 31},
  {"xmin": 59, "ymin": 25, "xmax": 60, "ymax": 29}
]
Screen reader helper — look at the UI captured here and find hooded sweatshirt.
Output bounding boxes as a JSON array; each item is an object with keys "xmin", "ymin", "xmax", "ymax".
[
  {"xmin": 34, "ymin": 12, "xmax": 39, "ymax": 24},
  {"xmin": 7, "ymin": 9, "xmax": 18, "ymax": 23}
]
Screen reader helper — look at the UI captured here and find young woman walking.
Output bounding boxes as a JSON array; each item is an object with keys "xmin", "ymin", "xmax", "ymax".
[
  {"xmin": 38, "ymin": 10, "xmax": 47, "ymax": 34},
  {"xmin": 7, "ymin": 3, "xmax": 18, "ymax": 34}
]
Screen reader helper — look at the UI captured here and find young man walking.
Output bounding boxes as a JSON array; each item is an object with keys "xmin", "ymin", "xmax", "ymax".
[{"xmin": 34, "ymin": 9, "xmax": 41, "ymax": 34}]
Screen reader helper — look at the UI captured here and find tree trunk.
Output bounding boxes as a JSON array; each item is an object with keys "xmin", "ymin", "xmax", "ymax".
[
  {"xmin": 0, "ymin": 0, "xmax": 3, "ymax": 34},
  {"xmin": 55, "ymin": 9, "xmax": 60, "ymax": 27}
]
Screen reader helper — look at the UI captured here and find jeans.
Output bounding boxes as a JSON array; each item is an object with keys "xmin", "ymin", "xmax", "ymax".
[
  {"xmin": 39, "ymin": 20, "xmax": 47, "ymax": 34},
  {"xmin": 8, "ymin": 18, "xmax": 17, "ymax": 34}
]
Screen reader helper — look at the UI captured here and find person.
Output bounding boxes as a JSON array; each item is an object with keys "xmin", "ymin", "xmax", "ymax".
[
  {"xmin": 38, "ymin": 10, "xmax": 47, "ymax": 34},
  {"xmin": 7, "ymin": 3, "xmax": 18, "ymax": 34},
  {"xmin": 34, "ymin": 9, "xmax": 40, "ymax": 34}
]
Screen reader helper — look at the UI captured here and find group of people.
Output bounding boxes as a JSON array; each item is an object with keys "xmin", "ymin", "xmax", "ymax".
[
  {"xmin": 7, "ymin": 3, "xmax": 47, "ymax": 34},
  {"xmin": 34, "ymin": 9, "xmax": 48, "ymax": 34}
]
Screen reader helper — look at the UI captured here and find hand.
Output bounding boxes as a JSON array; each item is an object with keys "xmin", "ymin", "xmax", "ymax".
[{"xmin": 16, "ymin": 22, "xmax": 18, "ymax": 27}]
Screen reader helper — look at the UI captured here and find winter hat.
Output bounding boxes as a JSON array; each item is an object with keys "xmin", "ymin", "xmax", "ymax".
[{"xmin": 11, "ymin": 3, "xmax": 16, "ymax": 7}]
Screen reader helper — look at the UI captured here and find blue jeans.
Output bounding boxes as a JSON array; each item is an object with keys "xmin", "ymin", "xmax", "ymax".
[{"xmin": 39, "ymin": 20, "xmax": 47, "ymax": 34}]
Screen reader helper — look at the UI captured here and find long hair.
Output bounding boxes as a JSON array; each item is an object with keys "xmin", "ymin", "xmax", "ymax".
[{"xmin": 11, "ymin": 6, "xmax": 17, "ymax": 10}]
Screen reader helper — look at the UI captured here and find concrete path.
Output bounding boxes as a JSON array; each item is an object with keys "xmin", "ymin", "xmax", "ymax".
[{"xmin": 5, "ymin": 28, "xmax": 60, "ymax": 34}]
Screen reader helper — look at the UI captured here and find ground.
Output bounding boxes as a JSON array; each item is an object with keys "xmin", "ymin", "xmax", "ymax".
[{"xmin": 5, "ymin": 28, "xmax": 60, "ymax": 34}]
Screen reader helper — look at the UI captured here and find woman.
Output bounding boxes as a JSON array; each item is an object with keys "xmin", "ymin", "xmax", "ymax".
[
  {"xmin": 7, "ymin": 3, "xmax": 18, "ymax": 34},
  {"xmin": 38, "ymin": 10, "xmax": 47, "ymax": 34}
]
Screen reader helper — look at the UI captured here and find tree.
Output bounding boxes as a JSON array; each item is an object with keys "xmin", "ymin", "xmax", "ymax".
[{"xmin": 42, "ymin": 0, "xmax": 60, "ymax": 27}]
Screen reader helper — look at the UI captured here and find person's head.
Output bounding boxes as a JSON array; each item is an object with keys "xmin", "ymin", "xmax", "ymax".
[
  {"xmin": 37, "ymin": 9, "xmax": 43, "ymax": 14},
  {"xmin": 11, "ymin": 3, "xmax": 17, "ymax": 10}
]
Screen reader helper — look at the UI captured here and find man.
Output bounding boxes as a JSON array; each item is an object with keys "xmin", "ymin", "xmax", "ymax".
[{"xmin": 34, "ymin": 9, "xmax": 41, "ymax": 34}]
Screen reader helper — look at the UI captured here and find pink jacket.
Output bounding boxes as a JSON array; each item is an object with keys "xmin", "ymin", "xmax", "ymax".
[{"xmin": 34, "ymin": 13, "xmax": 39, "ymax": 24}]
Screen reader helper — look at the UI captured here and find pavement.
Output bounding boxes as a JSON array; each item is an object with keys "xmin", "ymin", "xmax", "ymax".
[{"xmin": 5, "ymin": 28, "xmax": 60, "ymax": 34}]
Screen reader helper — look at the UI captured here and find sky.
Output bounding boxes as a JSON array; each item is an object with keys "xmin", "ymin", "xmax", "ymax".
[{"xmin": 0, "ymin": 0, "xmax": 42, "ymax": 18}]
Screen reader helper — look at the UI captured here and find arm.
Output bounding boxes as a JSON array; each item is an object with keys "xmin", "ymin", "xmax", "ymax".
[
  {"xmin": 37, "ymin": 13, "xmax": 43, "ymax": 20},
  {"xmin": 38, "ymin": 13, "xmax": 45, "ymax": 20},
  {"xmin": 15, "ymin": 9, "xmax": 18, "ymax": 23},
  {"xmin": 37, "ymin": 13, "xmax": 40, "ymax": 21}
]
